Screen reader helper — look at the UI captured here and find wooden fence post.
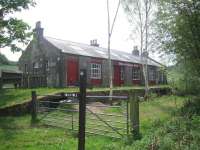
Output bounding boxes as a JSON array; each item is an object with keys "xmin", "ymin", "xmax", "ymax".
[
  {"xmin": 31, "ymin": 91, "xmax": 37, "ymax": 123},
  {"xmin": 78, "ymin": 69, "xmax": 87, "ymax": 150},
  {"xmin": 130, "ymin": 92, "xmax": 140, "ymax": 139}
]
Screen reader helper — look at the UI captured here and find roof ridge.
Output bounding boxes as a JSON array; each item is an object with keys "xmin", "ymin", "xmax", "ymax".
[
  {"xmin": 44, "ymin": 36, "xmax": 107, "ymax": 50},
  {"xmin": 44, "ymin": 36, "xmax": 160, "ymax": 66},
  {"xmin": 44, "ymin": 36, "xmax": 133, "ymax": 55}
]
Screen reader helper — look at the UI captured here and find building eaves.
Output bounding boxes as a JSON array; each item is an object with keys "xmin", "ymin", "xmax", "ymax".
[{"xmin": 44, "ymin": 36, "xmax": 161, "ymax": 67}]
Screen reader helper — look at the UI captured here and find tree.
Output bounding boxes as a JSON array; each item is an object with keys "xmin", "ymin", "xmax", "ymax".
[
  {"xmin": 0, "ymin": 53, "xmax": 9, "ymax": 65},
  {"xmin": 0, "ymin": 0, "xmax": 36, "ymax": 52},
  {"xmin": 122, "ymin": 0, "xmax": 156, "ymax": 98},
  {"xmin": 107, "ymin": 0, "xmax": 120, "ymax": 103},
  {"xmin": 156, "ymin": 0, "xmax": 200, "ymax": 94}
]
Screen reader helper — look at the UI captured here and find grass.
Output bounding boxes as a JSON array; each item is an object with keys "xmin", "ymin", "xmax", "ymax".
[
  {"xmin": 0, "ymin": 88, "xmax": 77, "ymax": 109},
  {"xmin": 0, "ymin": 115, "xmax": 121, "ymax": 150},
  {"xmin": 140, "ymin": 95, "xmax": 184, "ymax": 133},
  {"xmin": 0, "ymin": 95, "xmax": 187, "ymax": 150},
  {"xmin": 37, "ymin": 101, "xmax": 127, "ymax": 138},
  {"xmin": 0, "ymin": 85, "xmax": 169, "ymax": 108}
]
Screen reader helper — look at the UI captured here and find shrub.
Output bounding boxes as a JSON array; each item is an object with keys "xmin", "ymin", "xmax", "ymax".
[{"xmin": 180, "ymin": 97, "xmax": 200, "ymax": 116}]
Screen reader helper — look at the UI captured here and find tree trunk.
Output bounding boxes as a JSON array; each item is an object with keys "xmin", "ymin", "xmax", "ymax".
[
  {"xmin": 107, "ymin": 0, "xmax": 120, "ymax": 105},
  {"xmin": 108, "ymin": 33, "xmax": 113, "ymax": 105},
  {"xmin": 144, "ymin": 0, "xmax": 149, "ymax": 99}
]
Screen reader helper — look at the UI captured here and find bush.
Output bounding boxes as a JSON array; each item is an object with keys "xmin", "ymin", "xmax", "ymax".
[
  {"xmin": 168, "ymin": 63, "xmax": 200, "ymax": 96},
  {"xmin": 180, "ymin": 97, "xmax": 200, "ymax": 116}
]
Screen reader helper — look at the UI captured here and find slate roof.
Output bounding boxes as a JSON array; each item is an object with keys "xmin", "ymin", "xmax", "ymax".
[{"xmin": 45, "ymin": 36, "xmax": 161, "ymax": 67}]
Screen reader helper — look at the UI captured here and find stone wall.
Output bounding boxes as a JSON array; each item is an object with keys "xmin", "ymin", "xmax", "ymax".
[{"xmin": 19, "ymin": 35, "xmax": 165, "ymax": 88}]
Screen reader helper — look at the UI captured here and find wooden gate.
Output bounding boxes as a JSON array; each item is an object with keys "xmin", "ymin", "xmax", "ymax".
[{"xmin": 32, "ymin": 69, "xmax": 140, "ymax": 150}]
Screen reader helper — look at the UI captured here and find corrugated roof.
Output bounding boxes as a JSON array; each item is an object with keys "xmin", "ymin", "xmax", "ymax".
[{"xmin": 45, "ymin": 36, "xmax": 161, "ymax": 67}]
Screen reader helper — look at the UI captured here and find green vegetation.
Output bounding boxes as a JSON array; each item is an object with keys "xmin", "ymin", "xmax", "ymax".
[
  {"xmin": 0, "ymin": 88, "xmax": 76, "ymax": 108},
  {"xmin": 0, "ymin": 85, "xmax": 169, "ymax": 109},
  {"xmin": 0, "ymin": 53, "xmax": 9, "ymax": 65},
  {"xmin": 140, "ymin": 96, "xmax": 184, "ymax": 132},
  {"xmin": 0, "ymin": 95, "xmax": 189, "ymax": 150},
  {"xmin": 156, "ymin": 0, "xmax": 200, "ymax": 95},
  {"xmin": 0, "ymin": 53, "xmax": 19, "ymax": 72},
  {"xmin": 167, "ymin": 63, "xmax": 200, "ymax": 95},
  {"xmin": 0, "ymin": 0, "xmax": 35, "ymax": 52}
]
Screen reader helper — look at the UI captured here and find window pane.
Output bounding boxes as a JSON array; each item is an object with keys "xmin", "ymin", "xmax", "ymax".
[
  {"xmin": 133, "ymin": 67, "xmax": 140, "ymax": 80},
  {"xmin": 91, "ymin": 63, "xmax": 102, "ymax": 79}
]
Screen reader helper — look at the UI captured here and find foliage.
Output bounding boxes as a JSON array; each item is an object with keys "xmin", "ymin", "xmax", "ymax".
[
  {"xmin": 130, "ymin": 96, "xmax": 200, "ymax": 150},
  {"xmin": 122, "ymin": 0, "xmax": 158, "ymax": 98},
  {"xmin": 122, "ymin": 0, "xmax": 157, "ymax": 52},
  {"xmin": 180, "ymin": 97, "xmax": 200, "ymax": 116},
  {"xmin": 168, "ymin": 63, "xmax": 200, "ymax": 95},
  {"xmin": 156, "ymin": 0, "xmax": 200, "ymax": 95},
  {"xmin": 0, "ymin": 0, "xmax": 36, "ymax": 52},
  {"xmin": 0, "ymin": 95, "xmax": 187, "ymax": 150},
  {"xmin": 0, "ymin": 53, "xmax": 9, "ymax": 65},
  {"xmin": 134, "ymin": 115, "xmax": 200, "ymax": 150},
  {"xmin": 156, "ymin": 0, "xmax": 200, "ymax": 59}
]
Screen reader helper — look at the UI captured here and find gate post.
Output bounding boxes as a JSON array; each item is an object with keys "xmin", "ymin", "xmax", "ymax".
[
  {"xmin": 130, "ymin": 91, "xmax": 140, "ymax": 139},
  {"xmin": 31, "ymin": 91, "xmax": 37, "ymax": 123},
  {"xmin": 78, "ymin": 69, "xmax": 87, "ymax": 150}
]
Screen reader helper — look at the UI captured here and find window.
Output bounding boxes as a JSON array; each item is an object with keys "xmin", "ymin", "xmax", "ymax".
[
  {"xmin": 91, "ymin": 63, "xmax": 101, "ymax": 79},
  {"xmin": 161, "ymin": 73, "xmax": 164, "ymax": 82},
  {"xmin": 120, "ymin": 66, "xmax": 125, "ymax": 80},
  {"xmin": 33, "ymin": 62, "xmax": 39, "ymax": 69},
  {"xmin": 33, "ymin": 62, "xmax": 39, "ymax": 74},
  {"xmin": 46, "ymin": 60, "xmax": 49, "ymax": 71},
  {"xmin": 149, "ymin": 69, "xmax": 156, "ymax": 81},
  {"xmin": 24, "ymin": 64, "xmax": 28, "ymax": 73},
  {"xmin": 132, "ymin": 67, "xmax": 140, "ymax": 80}
]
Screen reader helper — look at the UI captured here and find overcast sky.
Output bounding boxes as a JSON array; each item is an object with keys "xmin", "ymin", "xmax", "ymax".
[{"xmin": 1, "ymin": 0, "xmax": 169, "ymax": 65}]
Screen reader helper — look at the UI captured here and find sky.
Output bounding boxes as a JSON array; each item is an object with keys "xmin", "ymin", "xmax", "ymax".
[{"xmin": 0, "ymin": 0, "xmax": 169, "ymax": 65}]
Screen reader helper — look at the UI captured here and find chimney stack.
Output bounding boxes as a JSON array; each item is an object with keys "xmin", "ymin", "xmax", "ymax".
[
  {"xmin": 33, "ymin": 21, "xmax": 44, "ymax": 39},
  {"xmin": 90, "ymin": 39, "xmax": 99, "ymax": 47},
  {"xmin": 142, "ymin": 51, "xmax": 149, "ymax": 58},
  {"xmin": 132, "ymin": 46, "xmax": 140, "ymax": 56}
]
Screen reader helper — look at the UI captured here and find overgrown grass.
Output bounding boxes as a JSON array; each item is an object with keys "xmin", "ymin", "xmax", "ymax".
[
  {"xmin": 0, "ymin": 85, "xmax": 169, "ymax": 108},
  {"xmin": 0, "ymin": 115, "xmax": 123, "ymax": 150},
  {"xmin": 0, "ymin": 95, "xmax": 187, "ymax": 150},
  {"xmin": 140, "ymin": 95, "xmax": 184, "ymax": 134}
]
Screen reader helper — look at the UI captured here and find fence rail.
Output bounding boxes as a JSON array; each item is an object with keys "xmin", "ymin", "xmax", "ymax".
[
  {"xmin": 36, "ymin": 97, "xmax": 129, "ymax": 138},
  {"xmin": 31, "ymin": 70, "xmax": 140, "ymax": 150}
]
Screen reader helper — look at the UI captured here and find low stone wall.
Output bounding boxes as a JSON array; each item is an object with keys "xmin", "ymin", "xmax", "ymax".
[{"xmin": 0, "ymin": 87, "xmax": 171, "ymax": 117}]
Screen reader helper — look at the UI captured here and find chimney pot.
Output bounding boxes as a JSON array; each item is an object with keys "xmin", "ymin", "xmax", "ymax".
[
  {"xmin": 90, "ymin": 39, "xmax": 99, "ymax": 47},
  {"xmin": 132, "ymin": 46, "xmax": 140, "ymax": 56},
  {"xmin": 142, "ymin": 51, "xmax": 149, "ymax": 57},
  {"xmin": 34, "ymin": 21, "xmax": 44, "ymax": 39},
  {"xmin": 36, "ymin": 21, "xmax": 41, "ymax": 28}
]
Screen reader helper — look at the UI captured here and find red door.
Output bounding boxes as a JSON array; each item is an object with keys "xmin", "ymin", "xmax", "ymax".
[
  {"xmin": 67, "ymin": 57, "xmax": 79, "ymax": 86},
  {"xmin": 114, "ymin": 65, "xmax": 121, "ymax": 86}
]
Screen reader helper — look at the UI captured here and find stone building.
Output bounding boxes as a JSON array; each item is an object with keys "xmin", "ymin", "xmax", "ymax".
[{"xmin": 18, "ymin": 22, "xmax": 167, "ymax": 87}]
